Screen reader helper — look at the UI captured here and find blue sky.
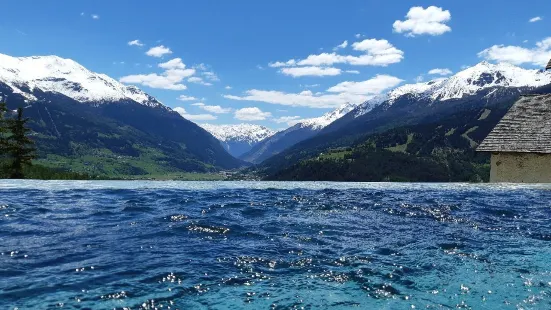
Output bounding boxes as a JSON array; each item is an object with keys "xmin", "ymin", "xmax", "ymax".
[{"xmin": 1, "ymin": 0, "xmax": 550, "ymax": 129}]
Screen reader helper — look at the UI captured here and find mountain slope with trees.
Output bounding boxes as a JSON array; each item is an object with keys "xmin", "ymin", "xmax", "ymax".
[
  {"xmin": 240, "ymin": 103, "xmax": 358, "ymax": 163},
  {"xmin": 0, "ymin": 54, "xmax": 245, "ymax": 177},
  {"xmin": 258, "ymin": 62, "xmax": 551, "ymax": 177},
  {"xmin": 267, "ymin": 102, "xmax": 513, "ymax": 181}
]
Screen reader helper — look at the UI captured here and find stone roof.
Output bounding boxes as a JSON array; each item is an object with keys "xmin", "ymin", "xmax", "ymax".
[{"xmin": 478, "ymin": 94, "xmax": 551, "ymax": 153}]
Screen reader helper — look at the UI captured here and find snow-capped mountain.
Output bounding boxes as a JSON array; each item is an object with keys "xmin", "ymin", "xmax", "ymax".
[
  {"xmin": 258, "ymin": 61, "xmax": 551, "ymax": 174},
  {"xmin": 0, "ymin": 53, "xmax": 164, "ymax": 108},
  {"xmin": 239, "ymin": 103, "xmax": 359, "ymax": 163},
  {"xmin": 200, "ymin": 123, "xmax": 275, "ymax": 144},
  {"xmin": 0, "ymin": 53, "xmax": 244, "ymax": 173},
  {"xmin": 354, "ymin": 61, "xmax": 551, "ymax": 117},
  {"xmin": 428, "ymin": 61, "xmax": 551, "ymax": 101},
  {"xmin": 199, "ymin": 123, "xmax": 275, "ymax": 157},
  {"xmin": 298, "ymin": 102, "xmax": 357, "ymax": 130}
]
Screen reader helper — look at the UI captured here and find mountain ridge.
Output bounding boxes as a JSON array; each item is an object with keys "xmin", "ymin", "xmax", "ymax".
[
  {"xmin": 199, "ymin": 123, "xmax": 275, "ymax": 157},
  {"xmin": 0, "ymin": 53, "xmax": 165, "ymax": 108},
  {"xmin": 239, "ymin": 102, "xmax": 360, "ymax": 163},
  {"xmin": 353, "ymin": 61, "xmax": 551, "ymax": 117},
  {"xmin": 0, "ymin": 53, "xmax": 244, "ymax": 176},
  {"xmin": 258, "ymin": 61, "xmax": 551, "ymax": 175}
]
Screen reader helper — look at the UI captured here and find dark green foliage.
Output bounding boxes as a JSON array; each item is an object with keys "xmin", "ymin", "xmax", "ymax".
[
  {"xmin": 0, "ymin": 103, "xmax": 99, "ymax": 180},
  {"xmin": 6, "ymin": 108, "xmax": 36, "ymax": 178},
  {"xmin": 259, "ymin": 86, "xmax": 527, "ymax": 175},
  {"xmin": 269, "ymin": 149, "xmax": 453, "ymax": 182},
  {"xmin": 0, "ymin": 102, "xmax": 7, "ymax": 152},
  {"xmin": 0, "ymin": 82, "xmax": 245, "ymax": 177},
  {"xmin": 266, "ymin": 105, "xmax": 509, "ymax": 182},
  {"xmin": 0, "ymin": 102, "xmax": 8, "ymax": 174},
  {"xmin": 17, "ymin": 164, "xmax": 94, "ymax": 180}
]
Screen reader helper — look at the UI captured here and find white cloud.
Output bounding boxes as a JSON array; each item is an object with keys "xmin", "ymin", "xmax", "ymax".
[
  {"xmin": 352, "ymin": 39, "xmax": 402, "ymax": 55},
  {"xmin": 306, "ymin": 52, "xmax": 402, "ymax": 66},
  {"xmin": 80, "ymin": 12, "xmax": 85, "ymax": 16},
  {"xmin": 91, "ymin": 14, "xmax": 100, "ymax": 20},
  {"xmin": 333, "ymin": 40, "xmax": 348, "ymax": 51},
  {"xmin": 193, "ymin": 63, "xmax": 219, "ymax": 82},
  {"xmin": 280, "ymin": 66, "xmax": 342, "ymax": 77},
  {"xmin": 203, "ymin": 105, "xmax": 231, "ymax": 114},
  {"xmin": 159, "ymin": 58, "xmax": 186, "ymax": 69},
  {"xmin": 269, "ymin": 59, "xmax": 297, "ymax": 68},
  {"xmin": 128, "ymin": 39, "xmax": 144, "ymax": 47},
  {"xmin": 415, "ymin": 75, "xmax": 424, "ymax": 83},
  {"xmin": 177, "ymin": 95, "xmax": 197, "ymax": 101},
  {"xmin": 192, "ymin": 103, "xmax": 232, "ymax": 114},
  {"xmin": 393, "ymin": 6, "xmax": 451, "ymax": 37},
  {"xmin": 296, "ymin": 53, "xmax": 343, "ymax": 66},
  {"xmin": 188, "ymin": 77, "xmax": 213, "ymax": 86},
  {"xmin": 256, "ymin": 65, "xmax": 265, "ymax": 70},
  {"xmin": 273, "ymin": 39, "xmax": 403, "ymax": 68},
  {"xmin": 346, "ymin": 70, "xmax": 360, "ymax": 74},
  {"xmin": 529, "ymin": 16, "xmax": 543, "ymax": 23},
  {"xmin": 225, "ymin": 86, "xmax": 232, "ymax": 90},
  {"xmin": 273, "ymin": 116, "xmax": 302, "ymax": 126},
  {"xmin": 173, "ymin": 107, "xmax": 217, "ymax": 121},
  {"xmin": 300, "ymin": 84, "xmax": 320, "ymax": 88},
  {"xmin": 478, "ymin": 37, "xmax": 551, "ymax": 66},
  {"xmin": 193, "ymin": 63, "xmax": 208, "ymax": 71},
  {"xmin": 355, "ymin": 34, "xmax": 362, "ymax": 38},
  {"xmin": 146, "ymin": 45, "xmax": 172, "ymax": 57},
  {"xmin": 326, "ymin": 75, "xmax": 403, "ymax": 95},
  {"xmin": 428, "ymin": 68, "xmax": 453, "ymax": 76},
  {"xmin": 202, "ymin": 71, "xmax": 219, "ymax": 82},
  {"xmin": 225, "ymin": 90, "xmax": 357, "ymax": 109},
  {"xmin": 225, "ymin": 74, "xmax": 402, "ymax": 108},
  {"xmin": 120, "ymin": 68, "xmax": 195, "ymax": 90},
  {"xmin": 234, "ymin": 107, "xmax": 272, "ymax": 121}
]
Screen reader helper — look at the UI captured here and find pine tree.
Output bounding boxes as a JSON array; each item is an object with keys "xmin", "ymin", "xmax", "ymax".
[
  {"xmin": 0, "ymin": 102, "xmax": 8, "ymax": 176},
  {"xmin": 0, "ymin": 102, "xmax": 7, "ymax": 146},
  {"xmin": 7, "ymin": 107, "xmax": 36, "ymax": 179}
]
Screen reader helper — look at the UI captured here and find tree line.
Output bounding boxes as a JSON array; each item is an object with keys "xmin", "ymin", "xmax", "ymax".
[{"xmin": 0, "ymin": 103, "xmax": 36, "ymax": 179}]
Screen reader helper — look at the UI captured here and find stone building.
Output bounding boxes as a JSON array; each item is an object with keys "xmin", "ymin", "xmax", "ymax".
[{"xmin": 478, "ymin": 94, "xmax": 551, "ymax": 182}]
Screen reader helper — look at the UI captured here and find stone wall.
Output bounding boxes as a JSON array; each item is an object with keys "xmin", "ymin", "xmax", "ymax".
[{"xmin": 490, "ymin": 152, "xmax": 551, "ymax": 183}]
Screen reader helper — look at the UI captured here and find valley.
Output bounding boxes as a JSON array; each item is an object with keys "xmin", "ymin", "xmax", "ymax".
[{"xmin": 0, "ymin": 53, "xmax": 550, "ymax": 181}]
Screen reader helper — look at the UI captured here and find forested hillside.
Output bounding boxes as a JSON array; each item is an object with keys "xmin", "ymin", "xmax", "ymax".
[{"xmin": 267, "ymin": 103, "xmax": 511, "ymax": 182}]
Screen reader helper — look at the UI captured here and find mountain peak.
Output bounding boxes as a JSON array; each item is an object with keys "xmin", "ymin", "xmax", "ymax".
[
  {"xmin": 199, "ymin": 123, "xmax": 275, "ymax": 144},
  {"xmin": 474, "ymin": 60, "xmax": 491, "ymax": 67},
  {"xmin": 441, "ymin": 61, "xmax": 551, "ymax": 99},
  {"xmin": 0, "ymin": 53, "xmax": 164, "ymax": 108},
  {"xmin": 352, "ymin": 62, "xmax": 551, "ymax": 118},
  {"xmin": 406, "ymin": 62, "xmax": 550, "ymax": 102},
  {"xmin": 298, "ymin": 102, "xmax": 358, "ymax": 130}
]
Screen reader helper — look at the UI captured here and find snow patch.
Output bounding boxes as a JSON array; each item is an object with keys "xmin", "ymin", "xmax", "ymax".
[
  {"xmin": 298, "ymin": 102, "xmax": 358, "ymax": 130},
  {"xmin": 200, "ymin": 123, "xmax": 275, "ymax": 144},
  {"xmin": 353, "ymin": 61, "xmax": 551, "ymax": 117},
  {"xmin": 0, "ymin": 53, "xmax": 165, "ymax": 108}
]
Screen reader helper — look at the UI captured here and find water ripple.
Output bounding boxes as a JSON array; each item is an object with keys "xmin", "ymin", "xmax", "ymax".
[{"xmin": 1, "ymin": 181, "xmax": 551, "ymax": 309}]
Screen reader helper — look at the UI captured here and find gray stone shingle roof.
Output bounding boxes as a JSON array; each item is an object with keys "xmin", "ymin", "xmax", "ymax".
[{"xmin": 478, "ymin": 94, "xmax": 551, "ymax": 153}]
